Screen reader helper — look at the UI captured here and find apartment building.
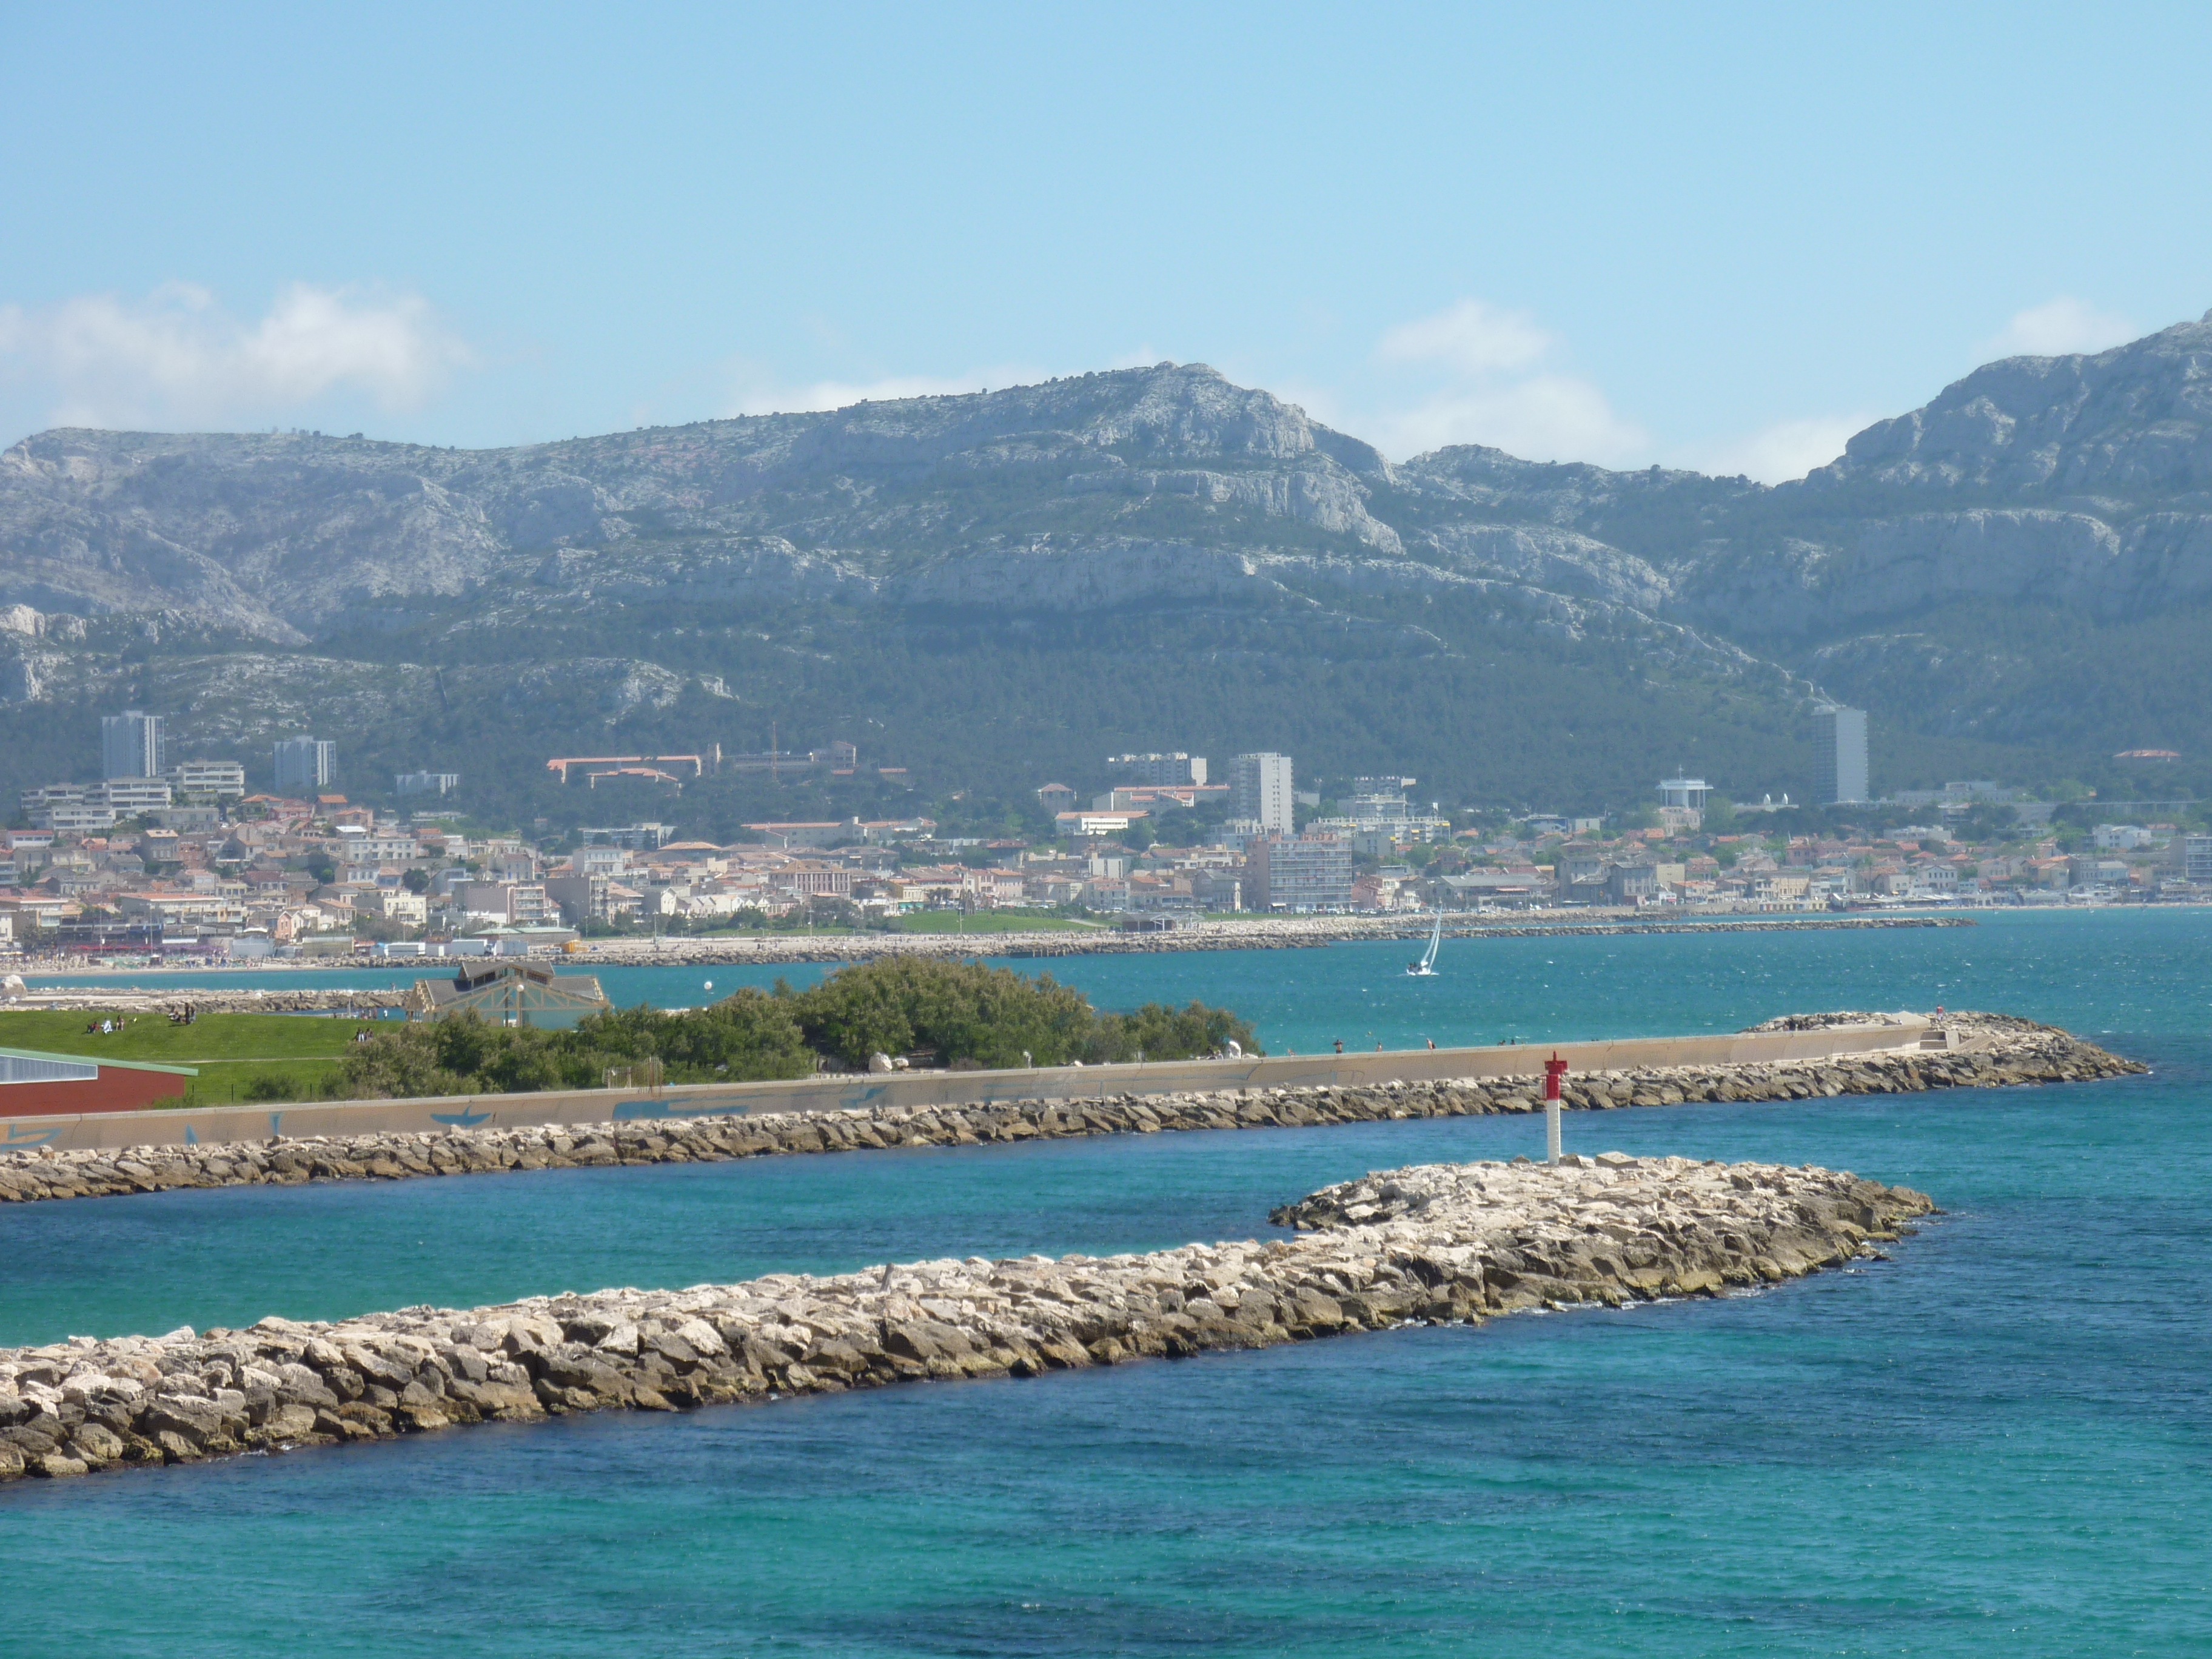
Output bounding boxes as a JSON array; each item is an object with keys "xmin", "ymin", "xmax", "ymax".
[
  {"xmin": 1228, "ymin": 752, "xmax": 1294, "ymax": 835},
  {"xmin": 1108, "ymin": 752, "xmax": 1208, "ymax": 786},
  {"xmin": 168, "ymin": 760, "xmax": 247, "ymax": 799},
  {"xmin": 1247, "ymin": 833, "xmax": 1352, "ymax": 911}
]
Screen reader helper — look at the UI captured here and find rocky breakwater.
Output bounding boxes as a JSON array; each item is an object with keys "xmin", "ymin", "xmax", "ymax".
[
  {"xmin": 0, "ymin": 1154, "xmax": 1933, "ymax": 1483},
  {"xmin": 567, "ymin": 913, "xmax": 1971, "ymax": 965},
  {"xmin": 0, "ymin": 1013, "xmax": 2140, "ymax": 1207}
]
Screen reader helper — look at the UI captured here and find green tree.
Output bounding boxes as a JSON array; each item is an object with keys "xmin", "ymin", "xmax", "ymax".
[
  {"xmin": 574, "ymin": 989, "xmax": 813, "ymax": 1081},
  {"xmin": 788, "ymin": 957, "xmax": 1097, "ymax": 1068},
  {"xmin": 1084, "ymin": 1000, "xmax": 1258, "ymax": 1064},
  {"xmin": 330, "ymin": 963, "xmax": 1256, "ymax": 1096}
]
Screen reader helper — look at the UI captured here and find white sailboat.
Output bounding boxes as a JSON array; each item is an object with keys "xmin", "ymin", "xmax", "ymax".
[{"xmin": 1406, "ymin": 910, "xmax": 1443, "ymax": 976}]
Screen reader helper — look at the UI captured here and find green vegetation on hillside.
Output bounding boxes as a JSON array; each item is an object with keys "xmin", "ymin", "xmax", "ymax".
[{"xmin": 265, "ymin": 591, "xmax": 1870, "ymax": 831}]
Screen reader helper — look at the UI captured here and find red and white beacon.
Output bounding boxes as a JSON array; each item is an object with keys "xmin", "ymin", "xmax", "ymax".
[{"xmin": 1544, "ymin": 1053, "xmax": 1570, "ymax": 1165}]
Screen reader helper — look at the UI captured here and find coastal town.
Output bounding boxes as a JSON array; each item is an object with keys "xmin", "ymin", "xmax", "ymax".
[{"xmin": 2, "ymin": 713, "xmax": 2207, "ymax": 967}]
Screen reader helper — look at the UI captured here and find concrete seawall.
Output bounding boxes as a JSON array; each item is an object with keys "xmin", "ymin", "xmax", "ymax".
[
  {"xmin": 0, "ymin": 1013, "xmax": 2143, "ymax": 1207},
  {"xmin": 11, "ymin": 1016, "xmax": 1964, "ymax": 1153},
  {"xmin": 0, "ymin": 1153, "xmax": 1936, "ymax": 1484}
]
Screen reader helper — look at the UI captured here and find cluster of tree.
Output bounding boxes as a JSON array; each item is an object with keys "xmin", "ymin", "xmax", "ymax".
[
  {"xmin": 782, "ymin": 956, "xmax": 1255, "ymax": 1069},
  {"xmin": 330, "ymin": 957, "xmax": 1258, "ymax": 1099},
  {"xmin": 330, "ymin": 988, "xmax": 817, "ymax": 1099}
]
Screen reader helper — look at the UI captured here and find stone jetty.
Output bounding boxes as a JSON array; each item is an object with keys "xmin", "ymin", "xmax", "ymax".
[
  {"xmin": 7, "ymin": 913, "xmax": 1972, "ymax": 985},
  {"xmin": 0, "ymin": 1153, "xmax": 1934, "ymax": 1483},
  {"xmin": 0, "ymin": 1012, "xmax": 2137, "ymax": 1208}
]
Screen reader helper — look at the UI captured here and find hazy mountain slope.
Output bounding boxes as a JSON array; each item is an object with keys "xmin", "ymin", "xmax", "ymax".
[
  {"xmin": 0, "ymin": 365, "xmax": 1409, "ymax": 636},
  {"xmin": 1389, "ymin": 313, "xmax": 2212, "ymax": 768},
  {"xmin": 4, "ymin": 319, "xmax": 2210, "ymax": 818}
]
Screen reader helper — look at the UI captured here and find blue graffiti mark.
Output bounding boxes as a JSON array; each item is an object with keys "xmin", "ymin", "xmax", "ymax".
[
  {"xmin": 837, "ymin": 1085, "xmax": 889, "ymax": 1108},
  {"xmin": 269, "ymin": 1111, "xmax": 284, "ymax": 1136},
  {"xmin": 4, "ymin": 1124, "xmax": 64, "ymax": 1148},
  {"xmin": 611, "ymin": 1097, "xmax": 749, "ymax": 1121},
  {"xmin": 431, "ymin": 1108, "xmax": 491, "ymax": 1127},
  {"xmin": 184, "ymin": 1125, "xmax": 199, "ymax": 1145}
]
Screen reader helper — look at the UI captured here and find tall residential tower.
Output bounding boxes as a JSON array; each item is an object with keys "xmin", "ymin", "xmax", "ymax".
[
  {"xmin": 1815, "ymin": 706, "xmax": 1868, "ymax": 803},
  {"xmin": 274, "ymin": 737, "xmax": 338, "ymax": 793},
  {"xmin": 100, "ymin": 710, "xmax": 166, "ymax": 780},
  {"xmin": 1229, "ymin": 752, "xmax": 1293, "ymax": 834}
]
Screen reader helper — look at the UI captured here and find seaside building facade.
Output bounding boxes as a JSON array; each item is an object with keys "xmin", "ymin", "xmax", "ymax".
[{"xmin": 1247, "ymin": 832, "xmax": 1353, "ymax": 911}]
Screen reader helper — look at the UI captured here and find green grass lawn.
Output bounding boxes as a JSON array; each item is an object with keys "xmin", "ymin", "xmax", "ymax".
[
  {"xmin": 0, "ymin": 1010, "xmax": 378, "ymax": 1108},
  {"xmin": 886, "ymin": 912, "xmax": 1105, "ymax": 934},
  {"xmin": 616, "ymin": 914, "xmax": 1103, "ymax": 940},
  {"xmin": 675, "ymin": 924, "xmax": 859, "ymax": 937},
  {"xmin": 173, "ymin": 1059, "xmax": 348, "ymax": 1108}
]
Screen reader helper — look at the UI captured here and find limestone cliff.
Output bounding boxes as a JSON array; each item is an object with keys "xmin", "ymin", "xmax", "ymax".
[{"xmin": 4, "ymin": 319, "xmax": 2211, "ymax": 801}]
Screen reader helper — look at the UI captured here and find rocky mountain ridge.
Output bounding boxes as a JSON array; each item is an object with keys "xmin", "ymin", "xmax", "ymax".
[
  {"xmin": 4, "ymin": 315, "xmax": 2209, "ymax": 808},
  {"xmin": 10, "ymin": 317, "xmax": 2209, "ymax": 644}
]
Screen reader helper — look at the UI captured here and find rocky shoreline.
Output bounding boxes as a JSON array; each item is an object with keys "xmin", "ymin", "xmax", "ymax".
[
  {"xmin": 0, "ymin": 1013, "xmax": 2140, "ymax": 1208},
  {"xmin": 0, "ymin": 1153, "xmax": 1934, "ymax": 1484}
]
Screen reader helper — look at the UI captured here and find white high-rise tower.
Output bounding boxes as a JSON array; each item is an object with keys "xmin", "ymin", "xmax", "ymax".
[
  {"xmin": 1229, "ymin": 752, "xmax": 1293, "ymax": 834},
  {"xmin": 101, "ymin": 710, "xmax": 166, "ymax": 780},
  {"xmin": 1815, "ymin": 707, "xmax": 1868, "ymax": 803}
]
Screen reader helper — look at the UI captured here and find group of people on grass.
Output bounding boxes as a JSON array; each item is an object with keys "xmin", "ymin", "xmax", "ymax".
[{"xmin": 76, "ymin": 1004, "xmax": 199, "ymax": 1034}]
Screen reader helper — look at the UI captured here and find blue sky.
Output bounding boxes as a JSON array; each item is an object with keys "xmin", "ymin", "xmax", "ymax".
[{"xmin": 3, "ymin": 3, "xmax": 2207, "ymax": 478}]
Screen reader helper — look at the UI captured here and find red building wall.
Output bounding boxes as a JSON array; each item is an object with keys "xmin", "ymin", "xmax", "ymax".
[{"xmin": 2, "ymin": 1067, "xmax": 191, "ymax": 1117}]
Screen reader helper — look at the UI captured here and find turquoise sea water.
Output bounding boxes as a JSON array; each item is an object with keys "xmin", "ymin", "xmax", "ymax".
[
  {"xmin": 25, "ymin": 908, "xmax": 2182, "ymax": 1047},
  {"xmin": 4, "ymin": 910, "xmax": 2208, "ymax": 1655}
]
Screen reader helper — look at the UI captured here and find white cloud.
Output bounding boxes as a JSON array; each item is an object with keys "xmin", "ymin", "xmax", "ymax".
[
  {"xmin": 1378, "ymin": 298, "xmax": 1550, "ymax": 376},
  {"xmin": 0, "ymin": 282, "xmax": 471, "ymax": 429},
  {"xmin": 1376, "ymin": 375, "xmax": 1648, "ymax": 468},
  {"xmin": 1367, "ymin": 298, "xmax": 1644, "ymax": 464},
  {"xmin": 727, "ymin": 366, "xmax": 1047, "ymax": 417},
  {"xmin": 1986, "ymin": 296, "xmax": 2137, "ymax": 359},
  {"xmin": 1697, "ymin": 414, "xmax": 1867, "ymax": 483},
  {"xmin": 1265, "ymin": 378, "xmax": 1351, "ymax": 433}
]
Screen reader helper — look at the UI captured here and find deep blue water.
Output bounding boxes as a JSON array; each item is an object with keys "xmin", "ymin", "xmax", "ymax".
[{"xmin": 3, "ymin": 908, "xmax": 2208, "ymax": 1656}]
